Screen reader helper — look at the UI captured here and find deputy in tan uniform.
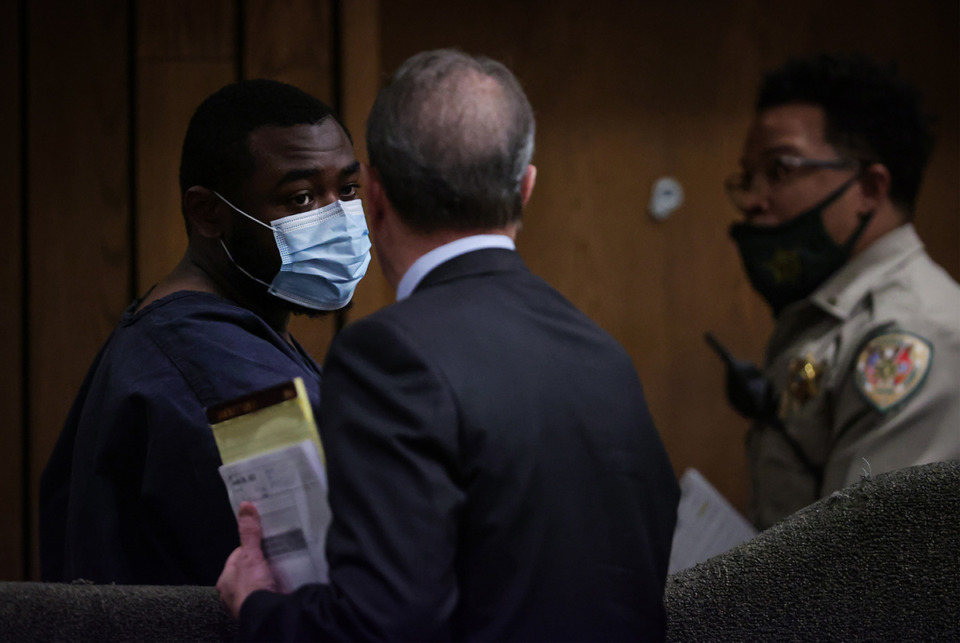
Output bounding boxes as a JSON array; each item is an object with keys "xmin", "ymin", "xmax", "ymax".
[{"xmin": 715, "ymin": 53, "xmax": 960, "ymax": 530}]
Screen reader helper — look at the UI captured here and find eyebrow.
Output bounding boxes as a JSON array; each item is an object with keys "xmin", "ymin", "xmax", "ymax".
[
  {"xmin": 276, "ymin": 168, "xmax": 320, "ymax": 187},
  {"xmin": 276, "ymin": 161, "xmax": 361, "ymax": 188},
  {"xmin": 340, "ymin": 160, "xmax": 361, "ymax": 178}
]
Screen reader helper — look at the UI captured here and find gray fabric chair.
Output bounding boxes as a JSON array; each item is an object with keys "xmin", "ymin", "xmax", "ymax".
[{"xmin": 666, "ymin": 460, "xmax": 960, "ymax": 642}]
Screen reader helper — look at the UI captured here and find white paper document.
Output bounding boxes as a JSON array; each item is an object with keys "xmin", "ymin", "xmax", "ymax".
[
  {"xmin": 218, "ymin": 439, "xmax": 331, "ymax": 592},
  {"xmin": 667, "ymin": 468, "xmax": 758, "ymax": 575}
]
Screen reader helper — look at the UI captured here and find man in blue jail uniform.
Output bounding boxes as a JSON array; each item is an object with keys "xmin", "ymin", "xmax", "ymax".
[{"xmin": 39, "ymin": 79, "xmax": 370, "ymax": 585}]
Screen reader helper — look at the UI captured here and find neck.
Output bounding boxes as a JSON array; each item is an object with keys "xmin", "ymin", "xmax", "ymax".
[
  {"xmin": 384, "ymin": 224, "xmax": 520, "ymax": 290},
  {"xmin": 140, "ymin": 244, "xmax": 293, "ymax": 342},
  {"xmin": 850, "ymin": 203, "xmax": 908, "ymax": 256}
]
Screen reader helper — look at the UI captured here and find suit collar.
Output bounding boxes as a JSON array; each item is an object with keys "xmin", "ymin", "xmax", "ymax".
[
  {"xmin": 397, "ymin": 234, "xmax": 516, "ymax": 300},
  {"xmin": 414, "ymin": 248, "xmax": 527, "ymax": 294}
]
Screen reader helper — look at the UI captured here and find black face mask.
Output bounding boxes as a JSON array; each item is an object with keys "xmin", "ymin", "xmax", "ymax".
[{"xmin": 729, "ymin": 177, "xmax": 871, "ymax": 317}]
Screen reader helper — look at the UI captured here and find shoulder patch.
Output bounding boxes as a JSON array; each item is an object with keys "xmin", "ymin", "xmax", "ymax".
[{"xmin": 854, "ymin": 331, "xmax": 933, "ymax": 412}]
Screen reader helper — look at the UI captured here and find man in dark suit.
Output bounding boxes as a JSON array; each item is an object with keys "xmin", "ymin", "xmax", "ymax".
[{"xmin": 217, "ymin": 49, "xmax": 679, "ymax": 641}]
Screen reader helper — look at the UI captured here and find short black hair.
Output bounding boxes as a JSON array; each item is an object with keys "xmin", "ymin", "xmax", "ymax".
[
  {"xmin": 179, "ymin": 78, "xmax": 350, "ymax": 203},
  {"xmin": 757, "ymin": 53, "xmax": 934, "ymax": 215},
  {"xmin": 366, "ymin": 49, "xmax": 535, "ymax": 233}
]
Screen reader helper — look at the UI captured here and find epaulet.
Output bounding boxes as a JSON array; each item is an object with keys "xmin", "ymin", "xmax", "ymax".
[{"xmin": 853, "ymin": 330, "xmax": 933, "ymax": 413}]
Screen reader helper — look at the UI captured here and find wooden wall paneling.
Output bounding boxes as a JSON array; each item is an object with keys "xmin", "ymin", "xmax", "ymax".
[
  {"xmin": 583, "ymin": 2, "xmax": 771, "ymax": 501},
  {"xmin": 512, "ymin": 2, "xmax": 771, "ymax": 506},
  {"xmin": 137, "ymin": 0, "xmax": 237, "ymax": 295},
  {"xmin": 243, "ymin": 0, "xmax": 334, "ymax": 99},
  {"xmin": 375, "ymin": 0, "xmax": 957, "ymax": 512},
  {"xmin": 243, "ymin": 0, "xmax": 339, "ymax": 361},
  {"xmin": 138, "ymin": 0, "xmax": 236, "ymax": 61},
  {"xmin": 27, "ymin": 0, "xmax": 131, "ymax": 578},
  {"xmin": 877, "ymin": 0, "xmax": 958, "ymax": 280},
  {"xmin": 0, "ymin": 0, "xmax": 23, "ymax": 581},
  {"xmin": 339, "ymin": 0, "xmax": 394, "ymax": 321}
]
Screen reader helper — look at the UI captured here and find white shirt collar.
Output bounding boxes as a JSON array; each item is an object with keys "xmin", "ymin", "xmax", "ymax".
[{"xmin": 396, "ymin": 234, "xmax": 516, "ymax": 301}]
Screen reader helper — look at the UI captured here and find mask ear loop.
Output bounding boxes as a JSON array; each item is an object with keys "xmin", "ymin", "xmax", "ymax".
[
  {"xmin": 218, "ymin": 239, "xmax": 274, "ymax": 289},
  {"xmin": 843, "ymin": 211, "xmax": 874, "ymax": 252},
  {"xmin": 213, "ymin": 191, "xmax": 274, "ymax": 229},
  {"xmin": 791, "ymin": 170, "xmax": 871, "ymax": 250},
  {"xmin": 840, "ymin": 163, "xmax": 875, "ymax": 253},
  {"xmin": 212, "ymin": 191, "xmax": 276, "ymax": 289}
]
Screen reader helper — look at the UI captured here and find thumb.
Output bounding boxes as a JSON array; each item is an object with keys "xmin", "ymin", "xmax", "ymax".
[{"xmin": 237, "ymin": 501, "xmax": 264, "ymax": 550}]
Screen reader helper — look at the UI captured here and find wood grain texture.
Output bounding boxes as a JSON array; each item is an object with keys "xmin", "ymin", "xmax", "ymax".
[
  {"xmin": 136, "ymin": 61, "xmax": 236, "ymax": 292},
  {"xmin": 243, "ymin": 0, "xmax": 334, "ymax": 100},
  {"xmin": 136, "ymin": 0, "xmax": 236, "ymax": 294},
  {"xmin": 27, "ymin": 0, "xmax": 131, "ymax": 578},
  {"xmin": 138, "ymin": 0, "xmax": 235, "ymax": 60},
  {"xmin": 338, "ymin": 0, "xmax": 394, "ymax": 322},
  {"xmin": 244, "ymin": 0, "xmax": 339, "ymax": 361},
  {"xmin": 0, "ymin": 0, "xmax": 23, "ymax": 582},
  {"xmin": 376, "ymin": 0, "xmax": 959, "ymax": 511}
]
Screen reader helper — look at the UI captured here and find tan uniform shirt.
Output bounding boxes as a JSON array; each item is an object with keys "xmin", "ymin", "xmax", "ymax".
[{"xmin": 747, "ymin": 224, "xmax": 960, "ymax": 530}]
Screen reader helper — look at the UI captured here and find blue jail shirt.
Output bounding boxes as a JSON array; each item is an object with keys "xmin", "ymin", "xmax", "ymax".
[{"xmin": 39, "ymin": 291, "xmax": 323, "ymax": 585}]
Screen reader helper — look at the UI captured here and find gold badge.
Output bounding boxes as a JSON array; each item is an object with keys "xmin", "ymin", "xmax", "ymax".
[
  {"xmin": 855, "ymin": 331, "xmax": 932, "ymax": 412},
  {"xmin": 779, "ymin": 353, "xmax": 823, "ymax": 419},
  {"xmin": 764, "ymin": 248, "xmax": 802, "ymax": 284}
]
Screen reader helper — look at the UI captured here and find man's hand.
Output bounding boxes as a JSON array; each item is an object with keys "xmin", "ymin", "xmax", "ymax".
[{"xmin": 217, "ymin": 501, "xmax": 279, "ymax": 618}]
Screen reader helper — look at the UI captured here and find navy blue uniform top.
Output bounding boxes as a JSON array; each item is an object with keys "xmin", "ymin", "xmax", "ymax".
[{"xmin": 40, "ymin": 291, "xmax": 323, "ymax": 585}]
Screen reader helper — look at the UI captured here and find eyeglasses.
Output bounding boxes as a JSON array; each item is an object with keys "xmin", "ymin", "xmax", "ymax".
[{"xmin": 724, "ymin": 155, "xmax": 859, "ymax": 208}]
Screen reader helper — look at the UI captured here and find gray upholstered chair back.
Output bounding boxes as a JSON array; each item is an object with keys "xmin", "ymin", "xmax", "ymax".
[
  {"xmin": 666, "ymin": 460, "xmax": 960, "ymax": 641},
  {"xmin": 1, "ymin": 461, "xmax": 955, "ymax": 641},
  {"xmin": 0, "ymin": 582, "xmax": 235, "ymax": 642}
]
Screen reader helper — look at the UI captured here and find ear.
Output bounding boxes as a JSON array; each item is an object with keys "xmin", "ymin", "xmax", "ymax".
[
  {"xmin": 183, "ymin": 186, "xmax": 227, "ymax": 239},
  {"xmin": 362, "ymin": 164, "xmax": 391, "ymax": 230},
  {"xmin": 856, "ymin": 162, "xmax": 891, "ymax": 213},
  {"xmin": 520, "ymin": 164, "xmax": 537, "ymax": 207}
]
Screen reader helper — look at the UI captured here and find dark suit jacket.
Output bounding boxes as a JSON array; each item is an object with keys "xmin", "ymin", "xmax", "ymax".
[{"xmin": 239, "ymin": 248, "xmax": 679, "ymax": 641}]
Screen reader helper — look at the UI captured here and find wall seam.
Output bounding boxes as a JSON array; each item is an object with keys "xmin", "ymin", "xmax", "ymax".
[
  {"xmin": 236, "ymin": 0, "xmax": 246, "ymax": 80},
  {"xmin": 19, "ymin": 0, "xmax": 31, "ymax": 582},
  {"xmin": 332, "ymin": 0, "xmax": 346, "ymax": 334},
  {"xmin": 128, "ymin": 0, "xmax": 138, "ymax": 301}
]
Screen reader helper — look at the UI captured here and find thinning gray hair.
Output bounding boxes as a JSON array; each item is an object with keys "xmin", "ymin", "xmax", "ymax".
[{"xmin": 366, "ymin": 49, "xmax": 535, "ymax": 233}]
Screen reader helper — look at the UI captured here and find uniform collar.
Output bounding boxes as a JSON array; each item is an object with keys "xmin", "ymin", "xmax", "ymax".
[{"xmin": 807, "ymin": 223, "xmax": 925, "ymax": 319}]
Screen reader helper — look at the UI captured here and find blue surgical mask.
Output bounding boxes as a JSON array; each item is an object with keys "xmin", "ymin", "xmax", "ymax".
[{"xmin": 215, "ymin": 192, "xmax": 372, "ymax": 311}]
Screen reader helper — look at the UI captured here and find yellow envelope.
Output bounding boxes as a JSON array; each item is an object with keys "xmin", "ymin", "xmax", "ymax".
[{"xmin": 207, "ymin": 377, "xmax": 324, "ymax": 466}]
